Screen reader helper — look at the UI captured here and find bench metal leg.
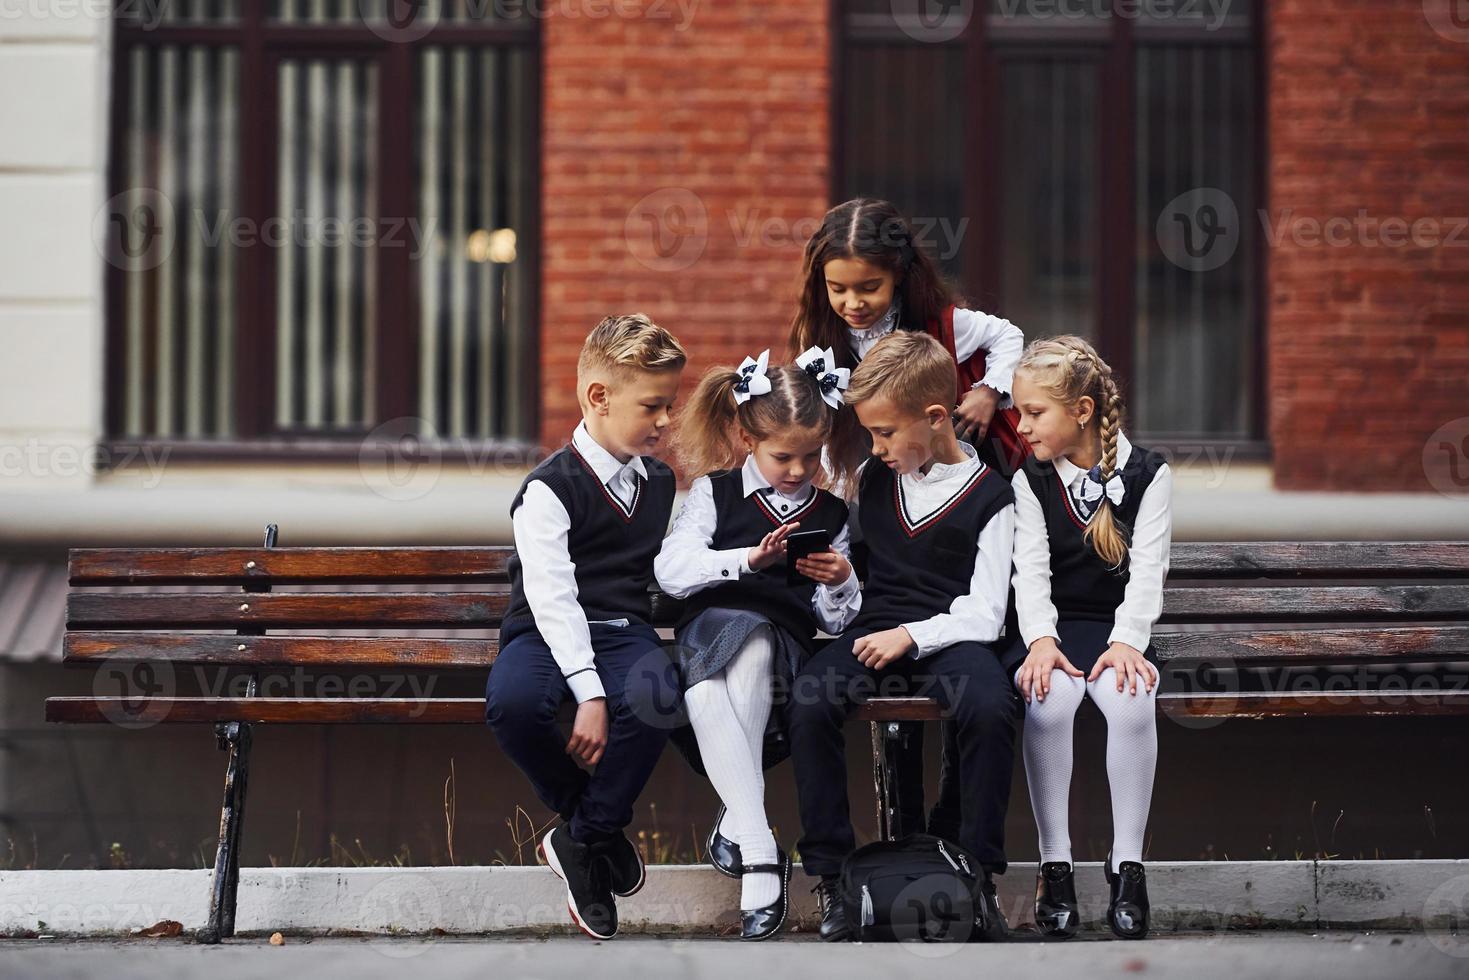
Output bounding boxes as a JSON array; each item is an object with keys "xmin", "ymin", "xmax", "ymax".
[
  {"xmin": 871, "ymin": 721, "xmax": 924, "ymax": 841},
  {"xmin": 199, "ymin": 523, "xmax": 275, "ymax": 944}
]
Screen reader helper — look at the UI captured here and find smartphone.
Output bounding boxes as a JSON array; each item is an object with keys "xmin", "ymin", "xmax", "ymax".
[{"xmin": 785, "ymin": 528, "xmax": 833, "ymax": 585}]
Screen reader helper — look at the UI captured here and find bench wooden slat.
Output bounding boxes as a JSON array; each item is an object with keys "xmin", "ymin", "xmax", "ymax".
[
  {"xmin": 68, "ymin": 547, "xmax": 514, "ymax": 585},
  {"xmin": 61, "ymin": 625, "xmax": 1469, "ymax": 669},
  {"xmin": 68, "ymin": 542, "xmax": 1469, "ymax": 586},
  {"xmin": 46, "ymin": 689, "xmax": 1469, "ymax": 725},
  {"xmin": 67, "ymin": 591, "xmax": 515, "ymax": 629},
  {"xmin": 67, "ymin": 584, "xmax": 1469, "ymax": 629},
  {"xmin": 1163, "ymin": 542, "xmax": 1469, "ymax": 578}
]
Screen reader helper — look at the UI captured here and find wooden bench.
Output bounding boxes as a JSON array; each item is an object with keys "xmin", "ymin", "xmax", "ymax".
[{"xmin": 46, "ymin": 529, "xmax": 1469, "ymax": 942}]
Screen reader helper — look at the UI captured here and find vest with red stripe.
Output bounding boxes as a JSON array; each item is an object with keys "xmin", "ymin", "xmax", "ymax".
[
  {"xmin": 1022, "ymin": 445, "xmax": 1168, "ymax": 622},
  {"xmin": 853, "ymin": 457, "xmax": 1014, "ymax": 634},
  {"xmin": 677, "ymin": 469, "xmax": 850, "ymax": 650}
]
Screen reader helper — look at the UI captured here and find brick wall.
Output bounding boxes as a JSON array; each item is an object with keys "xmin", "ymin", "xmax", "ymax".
[
  {"xmin": 539, "ymin": 2, "xmax": 831, "ymax": 461},
  {"xmin": 1268, "ymin": 0, "xmax": 1469, "ymax": 491}
]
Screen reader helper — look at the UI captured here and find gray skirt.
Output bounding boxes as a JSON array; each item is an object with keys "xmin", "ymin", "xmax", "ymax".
[{"xmin": 666, "ymin": 606, "xmax": 814, "ymax": 775}]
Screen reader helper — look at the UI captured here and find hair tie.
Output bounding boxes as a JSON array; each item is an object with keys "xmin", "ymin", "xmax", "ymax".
[
  {"xmin": 732, "ymin": 349, "xmax": 772, "ymax": 405},
  {"xmin": 795, "ymin": 345, "xmax": 851, "ymax": 410}
]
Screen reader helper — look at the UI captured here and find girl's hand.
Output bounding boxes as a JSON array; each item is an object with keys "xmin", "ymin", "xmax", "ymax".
[
  {"xmin": 746, "ymin": 521, "xmax": 800, "ymax": 572},
  {"xmin": 1016, "ymin": 636, "xmax": 1084, "ymax": 703},
  {"xmin": 794, "ymin": 550, "xmax": 853, "ymax": 586},
  {"xmin": 853, "ymin": 627, "xmax": 915, "ymax": 670},
  {"xmin": 1088, "ymin": 642, "xmax": 1158, "ymax": 695},
  {"xmin": 954, "ymin": 385, "xmax": 1000, "ymax": 442}
]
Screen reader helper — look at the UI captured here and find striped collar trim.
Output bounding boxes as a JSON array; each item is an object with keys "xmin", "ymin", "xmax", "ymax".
[
  {"xmin": 570, "ymin": 445, "xmax": 643, "ymax": 522},
  {"xmin": 1055, "ymin": 469, "xmax": 1095, "ymax": 529},
  {"xmin": 752, "ymin": 485, "xmax": 821, "ymax": 526},
  {"xmin": 892, "ymin": 462, "xmax": 990, "ymax": 537}
]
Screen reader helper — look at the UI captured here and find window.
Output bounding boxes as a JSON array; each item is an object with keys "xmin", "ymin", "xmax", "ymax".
[
  {"xmin": 103, "ymin": 0, "xmax": 539, "ymax": 455},
  {"xmin": 838, "ymin": 0, "xmax": 1262, "ymax": 445}
]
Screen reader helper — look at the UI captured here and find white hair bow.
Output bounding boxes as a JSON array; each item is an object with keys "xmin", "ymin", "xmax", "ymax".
[
  {"xmin": 795, "ymin": 345, "xmax": 851, "ymax": 410},
  {"xmin": 733, "ymin": 349, "xmax": 773, "ymax": 405},
  {"xmin": 1078, "ymin": 464, "xmax": 1125, "ymax": 510}
]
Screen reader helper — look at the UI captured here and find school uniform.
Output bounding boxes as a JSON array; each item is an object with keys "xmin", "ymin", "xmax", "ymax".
[
  {"xmin": 789, "ymin": 440, "xmax": 1021, "ymax": 877},
  {"xmin": 1001, "ymin": 430, "xmax": 1173, "ymax": 674},
  {"xmin": 1003, "ymin": 429, "xmax": 1174, "ymax": 876},
  {"xmin": 484, "ymin": 421, "xmax": 681, "ymax": 846}
]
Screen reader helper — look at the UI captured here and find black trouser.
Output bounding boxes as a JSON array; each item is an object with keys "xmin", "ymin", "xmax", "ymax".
[{"xmin": 790, "ymin": 629, "xmax": 1020, "ymax": 877}]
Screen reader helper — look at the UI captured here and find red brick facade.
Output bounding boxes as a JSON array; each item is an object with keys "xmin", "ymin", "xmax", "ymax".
[
  {"xmin": 540, "ymin": 2, "xmax": 831, "ymax": 453},
  {"xmin": 1268, "ymin": 0, "xmax": 1469, "ymax": 491},
  {"xmin": 541, "ymin": 1, "xmax": 1469, "ymax": 492}
]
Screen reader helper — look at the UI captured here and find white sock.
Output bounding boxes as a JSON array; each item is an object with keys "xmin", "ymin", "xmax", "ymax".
[
  {"xmin": 1016, "ymin": 666, "xmax": 1086, "ymax": 867},
  {"xmin": 686, "ymin": 626, "xmax": 780, "ymax": 910},
  {"xmin": 1087, "ymin": 667, "xmax": 1159, "ymax": 873}
]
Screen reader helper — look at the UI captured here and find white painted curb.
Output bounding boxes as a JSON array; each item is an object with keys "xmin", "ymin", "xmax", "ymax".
[{"xmin": 1, "ymin": 861, "xmax": 1466, "ymax": 937}]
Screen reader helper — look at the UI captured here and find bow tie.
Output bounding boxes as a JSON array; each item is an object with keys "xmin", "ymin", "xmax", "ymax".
[{"xmin": 1075, "ymin": 465, "xmax": 1125, "ymax": 514}]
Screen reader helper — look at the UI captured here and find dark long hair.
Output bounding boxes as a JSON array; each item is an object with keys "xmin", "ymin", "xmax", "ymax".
[{"xmin": 787, "ymin": 198, "xmax": 959, "ymax": 492}]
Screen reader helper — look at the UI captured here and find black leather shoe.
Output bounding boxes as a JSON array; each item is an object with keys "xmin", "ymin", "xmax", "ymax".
[
  {"xmin": 540, "ymin": 824, "xmax": 617, "ymax": 940},
  {"xmin": 1034, "ymin": 861, "xmax": 1080, "ymax": 938},
  {"xmin": 1104, "ymin": 854, "xmax": 1150, "ymax": 940},
  {"xmin": 739, "ymin": 850, "xmax": 792, "ymax": 941},
  {"xmin": 593, "ymin": 832, "xmax": 645, "ymax": 898},
  {"xmin": 974, "ymin": 873, "xmax": 1009, "ymax": 942},
  {"xmin": 814, "ymin": 877, "xmax": 852, "ymax": 942},
  {"xmin": 706, "ymin": 802, "xmax": 743, "ymax": 878}
]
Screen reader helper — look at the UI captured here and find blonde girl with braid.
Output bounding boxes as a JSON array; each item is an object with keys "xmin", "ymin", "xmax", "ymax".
[{"xmin": 1002, "ymin": 335, "xmax": 1174, "ymax": 942}]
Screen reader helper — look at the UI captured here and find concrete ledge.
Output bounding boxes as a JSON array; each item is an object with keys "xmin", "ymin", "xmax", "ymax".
[{"xmin": 1, "ymin": 861, "xmax": 1466, "ymax": 937}]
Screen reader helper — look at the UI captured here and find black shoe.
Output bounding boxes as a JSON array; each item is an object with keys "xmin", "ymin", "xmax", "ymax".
[
  {"xmin": 972, "ymin": 873, "xmax": 1009, "ymax": 942},
  {"xmin": 1103, "ymin": 853, "xmax": 1150, "ymax": 940},
  {"xmin": 540, "ymin": 825, "xmax": 618, "ymax": 940},
  {"xmin": 739, "ymin": 851, "xmax": 792, "ymax": 941},
  {"xmin": 706, "ymin": 802, "xmax": 744, "ymax": 878},
  {"xmin": 813, "ymin": 876, "xmax": 852, "ymax": 942},
  {"xmin": 1034, "ymin": 861, "xmax": 1080, "ymax": 938},
  {"xmin": 593, "ymin": 832, "xmax": 646, "ymax": 898}
]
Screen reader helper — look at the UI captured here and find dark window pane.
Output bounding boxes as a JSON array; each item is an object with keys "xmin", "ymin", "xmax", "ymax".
[
  {"xmin": 1134, "ymin": 43, "xmax": 1256, "ymax": 439},
  {"xmin": 1000, "ymin": 58, "xmax": 1098, "ymax": 340}
]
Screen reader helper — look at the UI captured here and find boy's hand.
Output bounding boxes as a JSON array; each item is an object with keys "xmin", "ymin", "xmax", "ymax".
[
  {"xmin": 853, "ymin": 627, "xmax": 915, "ymax": 670},
  {"xmin": 1088, "ymin": 642, "xmax": 1158, "ymax": 695},
  {"xmin": 746, "ymin": 521, "xmax": 800, "ymax": 572},
  {"xmin": 1017, "ymin": 636, "xmax": 1084, "ymax": 703},
  {"xmin": 566, "ymin": 698, "xmax": 609, "ymax": 766},
  {"xmin": 954, "ymin": 385, "xmax": 1000, "ymax": 442},
  {"xmin": 795, "ymin": 550, "xmax": 853, "ymax": 586}
]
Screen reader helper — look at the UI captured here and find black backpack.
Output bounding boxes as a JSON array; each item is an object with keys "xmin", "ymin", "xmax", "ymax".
[{"xmin": 839, "ymin": 834, "xmax": 982, "ymax": 943}]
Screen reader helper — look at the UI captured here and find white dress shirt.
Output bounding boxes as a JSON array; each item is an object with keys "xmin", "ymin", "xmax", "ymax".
[
  {"xmin": 1010, "ymin": 430, "xmax": 1174, "ymax": 654},
  {"xmin": 844, "ymin": 304, "xmax": 1024, "ymax": 408},
  {"xmin": 654, "ymin": 455, "xmax": 862, "ymax": 635},
  {"xmin": 849, "ymin": 440, "xmax": 1018, "ymax": 657},
  {"xmin": 511, "ymin": 421, "xmax": 652, "ymax": 704}
]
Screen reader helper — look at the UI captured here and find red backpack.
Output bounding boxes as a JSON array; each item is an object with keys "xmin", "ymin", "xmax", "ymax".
[{"xmin": 927, "ymin": 305, "xmax": 1031, "ymax": 475}]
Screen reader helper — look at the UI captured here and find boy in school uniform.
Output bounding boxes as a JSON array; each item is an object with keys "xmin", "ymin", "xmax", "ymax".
[
  {"xmin": 485, "ymin": 313, "xmax": 687, "ymax": 940},
  {"xmin": 788, "ymin": 330, "xmax": 1021, "ymax": 943}
]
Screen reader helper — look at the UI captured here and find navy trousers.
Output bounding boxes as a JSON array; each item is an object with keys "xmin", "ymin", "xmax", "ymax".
[
  {"xmin": 789, "ymin": 627, "xmax": 1020, "ymax": 877},
  {"xmin": 485, "ymin": 621, "xmax": 682, "ymax": 844}
]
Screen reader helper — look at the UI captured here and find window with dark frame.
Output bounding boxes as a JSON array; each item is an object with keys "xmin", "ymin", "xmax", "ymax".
[
  {"xmin": 103, "ymin": 0, "xmax": 540, "ymax": 457},
  {"xmin": 838, "ymin": 0, "xmax": 1263, "ymax": 448}
]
